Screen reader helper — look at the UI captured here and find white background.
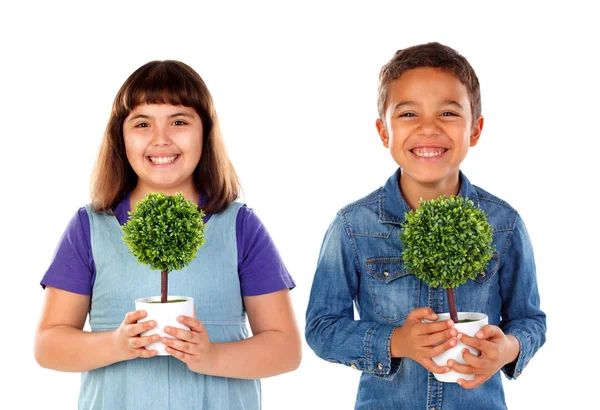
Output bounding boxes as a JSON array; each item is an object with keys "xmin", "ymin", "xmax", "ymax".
[{"xmin": 1, "ymin": 1, "xmax": 597, "ymax": 408}]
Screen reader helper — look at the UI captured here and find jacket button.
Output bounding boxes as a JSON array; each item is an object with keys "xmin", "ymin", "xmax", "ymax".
[
  {"xmin": 479, "ymin": 272, "xmax": 485, "ymax": 277},
  {"xmin": 377, "ymin": 363, "xmax": 383, "ymax": 370},
  {"xmin": 383, "ymin": 270, "xmax": 389, "ymax": 277},
  {"xmin": 350, "ymin": 363, "xmax": 357, "ymax": 369}
]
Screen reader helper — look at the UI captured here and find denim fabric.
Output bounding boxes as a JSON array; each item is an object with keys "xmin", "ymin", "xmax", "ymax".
[
  {"xmin": 305, "ymin": 169, "xmax": 546, "ymax": 410},
  {"xmin": 79, "ymin": 201, "xmax": 261, "ymax": 410}
]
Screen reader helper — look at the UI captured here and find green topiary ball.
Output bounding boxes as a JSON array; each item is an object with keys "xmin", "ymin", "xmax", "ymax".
[
  {"xmin": 122, "ymin": 192, "xmax": 207, "ymax": 273},
  {"xmin": 400, "ymin": 195, "xmax": 494, "ymax": 289}
]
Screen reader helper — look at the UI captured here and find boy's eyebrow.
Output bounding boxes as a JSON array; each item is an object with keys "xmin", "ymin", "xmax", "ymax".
[
  {"xmin": 441, "ymin": 100, "xmax": 464, "ymax": 109},
  {"xmin": 393, "ymin": 100, "xmax": 465, "ymax": 110}
]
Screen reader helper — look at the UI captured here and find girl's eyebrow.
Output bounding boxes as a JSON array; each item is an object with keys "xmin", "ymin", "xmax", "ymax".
[{"xmin": 126, "ymin": 112, "xmax": 195, "ymax": 122}]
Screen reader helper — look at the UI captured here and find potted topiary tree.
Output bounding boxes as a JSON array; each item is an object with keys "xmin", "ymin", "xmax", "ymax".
[
  {"xmin": 400, "ymin": 195, "xmax": 495, "ymax": 383},
  {"xmin": 123, "ymin": 192, "xmax": 207, "ymax": 355}
]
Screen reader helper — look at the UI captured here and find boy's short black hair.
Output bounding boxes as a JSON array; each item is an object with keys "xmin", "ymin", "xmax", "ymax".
[{"xmin": 377, "ymin": 42, "xmax": 481, "ymax": 124}]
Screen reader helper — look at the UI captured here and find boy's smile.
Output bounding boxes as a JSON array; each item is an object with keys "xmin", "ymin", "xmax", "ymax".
[{"xmin": 376, "ymin": 67, "xmax": 483, "ymax": 208}]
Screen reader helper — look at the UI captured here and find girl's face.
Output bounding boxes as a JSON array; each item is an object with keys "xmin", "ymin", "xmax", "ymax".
[{"xmin": 123, "ymin": 103, "xmax": 203, "ymax": 200}]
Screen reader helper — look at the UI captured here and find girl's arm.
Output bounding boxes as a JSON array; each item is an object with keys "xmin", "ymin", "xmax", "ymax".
[
  {"xmin": 34, "ymin": 287, "xmax": 158, "ymax": 372},
  {"xmin": 163, "ymin": 288, "xmax": 302, "ymax": 378}
]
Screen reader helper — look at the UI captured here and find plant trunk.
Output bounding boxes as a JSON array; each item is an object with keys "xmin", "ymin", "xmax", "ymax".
[
  {"xmin": 446, "ymin": 288, "xmax": 459, "ymax": 323},
  {"xmin": 161, "ymin": 270, "xmax": 168, "ymax": 303}
]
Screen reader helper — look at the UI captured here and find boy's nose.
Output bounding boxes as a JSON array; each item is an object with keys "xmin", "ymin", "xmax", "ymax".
[{"xmin": 417, "ymin": 118, "xmax": 440, "ymax": 137}]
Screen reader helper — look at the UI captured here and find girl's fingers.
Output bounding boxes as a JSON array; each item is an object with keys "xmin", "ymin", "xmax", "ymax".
[
  {"xmin": 458, "ymin": 334, "xmax": 496, "ymax": 357},
  {"xmin": 178, "ymin": 315, "xmax": 207, "ymax": 334},
  {"xmin": 124, "ymin": 320, "xmax": 156, "ymax": 338},
  {"xmin": 124, "ymin": 310, "xmax": 147, "ymax": 325},
  {"xmin": 128, "ymin": 334, "xmax": 160, "ymax": 349},
  {"xmin": 161, "ymin": 336, "xmax": 195, "ymax": 354}
]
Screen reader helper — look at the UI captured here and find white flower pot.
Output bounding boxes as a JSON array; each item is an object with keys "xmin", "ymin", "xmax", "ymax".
[
  {"xmin": 432, "ymin": 312, "xmax": 488, "ymax": 383},
  {"xmin": 135, "ymin": 296, "xmax": 194, "ymax": 356}
]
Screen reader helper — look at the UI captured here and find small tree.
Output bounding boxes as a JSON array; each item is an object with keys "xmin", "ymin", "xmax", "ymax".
[
  {"xmin": 123, "ymin": 192, "xmax": 207, "ymax": 303},
  {"xmin": 400, "ymin": 195, "xmax": 494, "ymax": 323}
]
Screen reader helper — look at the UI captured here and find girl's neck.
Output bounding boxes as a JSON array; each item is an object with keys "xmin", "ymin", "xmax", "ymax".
[
  {"xmin": 400, "ymin": 173, "xmax": 460, "ymax": 210},
  {"xmin": 129, "ymin": 184, "xmax": 201, "ymax": 210}
]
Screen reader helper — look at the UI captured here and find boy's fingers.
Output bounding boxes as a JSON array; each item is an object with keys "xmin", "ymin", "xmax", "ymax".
[
  {"xmin": 408, "ymin": 307, "xmax": 438, "ymax": 321},
  {"xmin": 417, "ymin": 319, "xmax": 454, "ymax": 336},
  {"xmin": 429, "ymin": 337, "xmax": 457, "ymax": 356},
  {"xmin": 458, "ymin": 334, "xmax": 495, "ymax": 355},
  {"xmin": 457, "ymin": 374, "xmax": 486, "ymax": 389},
  {"xmin": 422, "ymin": 358, "xmax": 450, "ymax": 375},
  {"xmin": 475, "ymin": 325, "xmax": 500, "ymax": 340}
]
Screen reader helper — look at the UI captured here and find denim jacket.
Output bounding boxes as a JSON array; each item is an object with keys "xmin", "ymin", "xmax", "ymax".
[{"xmin": 305, "ymin": 169, "xmax": 546, "ymax": 410}]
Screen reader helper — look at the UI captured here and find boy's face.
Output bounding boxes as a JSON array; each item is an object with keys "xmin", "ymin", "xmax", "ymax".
[{"xmin": 376, "ymin": 67, "xmax": 483, "ymax": 192}]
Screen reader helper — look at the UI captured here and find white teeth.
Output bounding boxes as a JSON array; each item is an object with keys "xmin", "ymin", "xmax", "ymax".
[
  {"xmin": 412, "ymin": 148, "xmax": 445, "ymax": 158},
  {"xmin": 149, "ymin": 155, "xmax": 177, "ymax": 164}
]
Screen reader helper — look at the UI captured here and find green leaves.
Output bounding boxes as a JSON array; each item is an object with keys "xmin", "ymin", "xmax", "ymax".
[
  {"xmin": 400, "ymin": 195, "xmax": 494, "ymax": 289},
  {"xmin": 122, "ymin": 192, "xmax": 207, "ymax": 273}
]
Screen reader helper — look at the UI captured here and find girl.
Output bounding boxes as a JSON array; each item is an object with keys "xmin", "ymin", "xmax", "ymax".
[{"xmin": 35, "ymin": 60, "xmax": 301, "ymax": 409}]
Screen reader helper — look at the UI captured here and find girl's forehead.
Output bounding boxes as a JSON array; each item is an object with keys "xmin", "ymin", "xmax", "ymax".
[{"xmin": 127, "ymin": 103, "xmax": 197, "ymax": 117}]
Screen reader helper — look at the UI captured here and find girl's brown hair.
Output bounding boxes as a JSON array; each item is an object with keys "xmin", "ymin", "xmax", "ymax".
[{"xmin": 91, "ymin": 60, "xmax": 240, "ymax": 214}]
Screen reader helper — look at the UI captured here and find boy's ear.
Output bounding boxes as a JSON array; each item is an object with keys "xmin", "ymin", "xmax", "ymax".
[
  {"xmin": 376, "ymin": 118, "xmax": 389, "ymax": 148},
  {"xmin": 469, "ymin": 116, "xmax": 484, "ymax": 147}
]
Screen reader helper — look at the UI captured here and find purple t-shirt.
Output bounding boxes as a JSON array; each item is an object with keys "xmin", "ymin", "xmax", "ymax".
[{"xmin": 41, "ymin": 193, "xmax": 295, "ymax": 297}]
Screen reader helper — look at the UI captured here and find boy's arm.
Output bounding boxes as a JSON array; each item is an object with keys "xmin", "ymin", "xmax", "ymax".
[
  {"xmin": 305, "ymin": 214, "xmax": 400, "ymax": 379},
  {"xmin": 498, "ymin": 214, "xmax": 546, "ymax": 379}
]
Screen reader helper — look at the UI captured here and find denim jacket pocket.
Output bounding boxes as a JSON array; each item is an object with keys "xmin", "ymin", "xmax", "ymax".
[
  {"xmin": 365, "ymin": 257, "xmax": 420, "ymax": 323},
  {"xmin": 473, "ymin": 252, "xmax": 499, "ymax": 284}
]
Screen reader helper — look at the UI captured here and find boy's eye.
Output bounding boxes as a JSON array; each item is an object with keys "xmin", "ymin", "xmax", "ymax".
[
  {"xmin": 399, "ymin": 112, "xmax": 416, "ymax": 118},
  {"xmin": 441, "ymin": 112, "xmax": 457, "ymax": 117}
]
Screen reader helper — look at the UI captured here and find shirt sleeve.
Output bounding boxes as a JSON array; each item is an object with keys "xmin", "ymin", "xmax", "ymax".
[
  {"xmin": 40, "ymin": 208, "xmax": 95, "ymax": 295},
  {"xmin": 499, "ymin": 214, "xmax": 547, "ymax": 379},
  {"xmin": 236, "ymin": 205, "xmax": 295, "ymax": 296},
  {"xmin": 305, "ymin": 213, "xmax": 400, "ymax": 378}
]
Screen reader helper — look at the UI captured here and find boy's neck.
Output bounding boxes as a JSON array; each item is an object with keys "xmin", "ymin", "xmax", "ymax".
[{"xmin": 399, "ymin": 172, "xmax": 460, "ymax": 210}]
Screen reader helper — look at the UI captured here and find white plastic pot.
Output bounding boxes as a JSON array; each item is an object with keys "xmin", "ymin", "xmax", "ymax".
[
  {"xmin": 432, "ymin": 312, "xmax": 488, "ymax": 383},
  {"xmin": 135, "ymin": 296, "xmax": 195, "ymax": 356}
]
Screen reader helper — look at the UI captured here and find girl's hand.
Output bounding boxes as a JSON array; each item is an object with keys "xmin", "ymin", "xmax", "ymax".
[
  {"xmin": 448, "ymin": 325, "xmax": 520, "ymax": 389},
  {"xmin": 391, "ymin": 307, "xmax": 458, "ymax": 374},
  {"xmin": 162, "ymin": 315, "xmax": 213, "ymax": 374},
  {"xmin": 113, "ymin": 310, "xmax": 159, "ymax": 360}
]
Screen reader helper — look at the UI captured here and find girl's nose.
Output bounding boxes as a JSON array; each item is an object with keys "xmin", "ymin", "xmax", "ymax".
[{"xmin": 151, "ymin": 126, "xmax": 172, "ymax": 146}]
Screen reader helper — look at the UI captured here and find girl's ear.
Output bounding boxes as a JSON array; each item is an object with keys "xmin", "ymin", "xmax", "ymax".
[
  {"xmin": 470, "ymin": 116, "xmax": 484, "ymax": 147},
  {"xmin": 376, "ymin": 118, "xmax": 390, "ymax": 148}
]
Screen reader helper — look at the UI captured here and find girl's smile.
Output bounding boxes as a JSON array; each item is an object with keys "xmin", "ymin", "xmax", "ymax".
[{"xmin": 123, "ymin": 103, "xmax": 203, "ymax": 203}]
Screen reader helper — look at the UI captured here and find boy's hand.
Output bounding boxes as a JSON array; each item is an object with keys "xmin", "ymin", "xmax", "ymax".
[
  {"xmin": 162, "ymin": 315, "xmax": 214, "ymax": 374},
  {"xmin": 448, "ymin": 325, "xmax": 520, "ymax": 389},
  {"xmin": 391, "ymin": 307, "xmax": 458, "ymax": 374}
]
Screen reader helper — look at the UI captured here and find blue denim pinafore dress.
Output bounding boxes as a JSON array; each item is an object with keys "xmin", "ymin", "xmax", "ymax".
[{"xmin": 79, "ymin": 201, "xmax": 260, "ymax": 409}]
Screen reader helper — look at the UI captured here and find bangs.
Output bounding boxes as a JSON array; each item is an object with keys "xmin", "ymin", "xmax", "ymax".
[{"xmin": 115, "ymin": 61, "xmax": 206, "ymax": 118}]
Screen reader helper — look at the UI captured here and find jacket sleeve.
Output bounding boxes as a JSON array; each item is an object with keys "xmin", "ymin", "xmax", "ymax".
[
  {"xmin": 499, "ymin": 213, "xmax": 546, "ymax": 379},
  {"xmin": 305, "ymin": 214, "xmax": 401, "ymax": 379}
]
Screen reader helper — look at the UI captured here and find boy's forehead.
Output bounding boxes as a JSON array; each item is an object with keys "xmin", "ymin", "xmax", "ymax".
[{"xmin": 386, "ymin": 68, "xmax": 470, "ymax": 107}]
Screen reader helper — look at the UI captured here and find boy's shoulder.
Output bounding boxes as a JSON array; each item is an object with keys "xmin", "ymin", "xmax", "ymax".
[
  {"xmin": 470, "ymin": 183, "xmax": 521, "ymax": 230},
  {"xmin": 337, "ymin": 187, "xmax": 381, "ymax": 217}
]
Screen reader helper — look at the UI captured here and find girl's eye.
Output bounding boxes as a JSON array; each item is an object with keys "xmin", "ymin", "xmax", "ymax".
[
  {"xmin": 136, "ymin": 122, "xmax": 150, "ymax": 128},
  {"xmin": 173, "ymin": 120, "xmax": 186, "ymax": 126}
]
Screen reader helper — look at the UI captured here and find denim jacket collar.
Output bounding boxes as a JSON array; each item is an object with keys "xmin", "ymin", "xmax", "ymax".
[{"xmin": 379, "ymin": 168, "xmax": 480, "ymax": 226}]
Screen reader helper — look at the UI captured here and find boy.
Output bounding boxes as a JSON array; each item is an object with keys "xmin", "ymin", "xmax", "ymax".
[{"xmin": 305, "ymin": 42, "xmax": 546, "ymax": 409}]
